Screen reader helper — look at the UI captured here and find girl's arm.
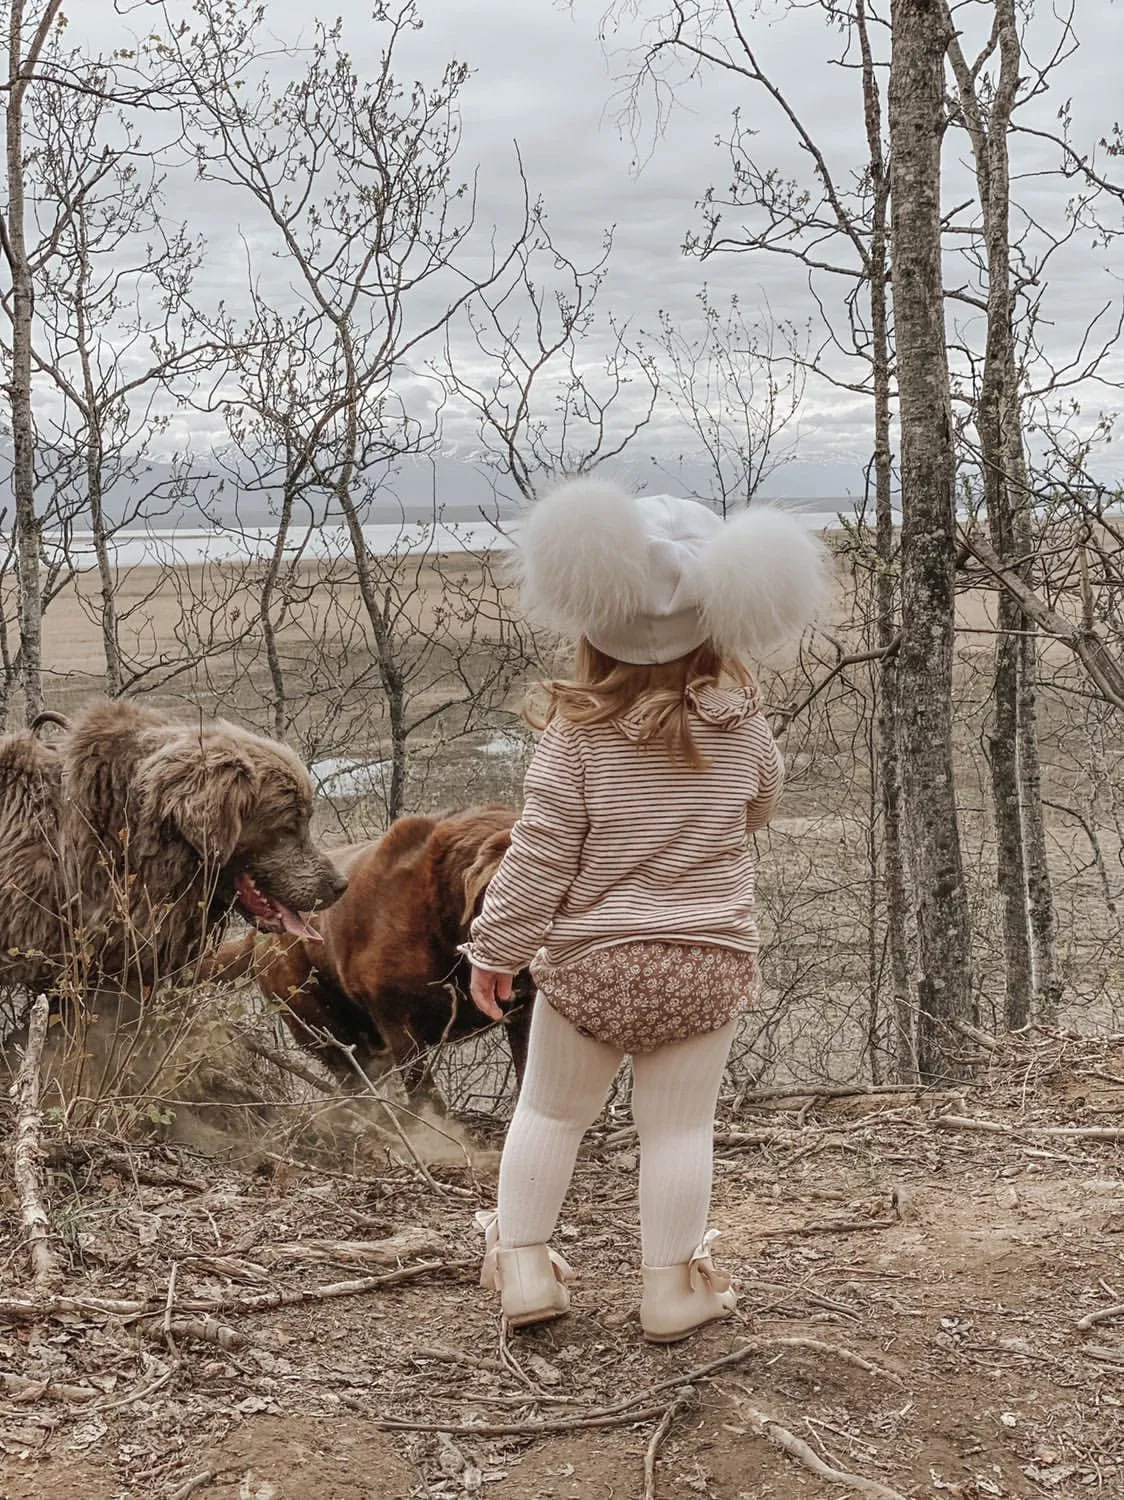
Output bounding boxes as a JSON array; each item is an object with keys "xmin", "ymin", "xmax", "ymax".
[
  {"xmin": 461, "ymin": 719, "xmax": 589, "ymax": 975},
  {"xmin": 746, "ymin": 718, "xmax": 786, "ymax": 834}
]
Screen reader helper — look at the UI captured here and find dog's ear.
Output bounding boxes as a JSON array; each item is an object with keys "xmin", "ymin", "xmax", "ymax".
[
  {"xmin": 462, "ymin": 828, "xmax": 512, "ymax": 927},
  {"xmin": 135, "ymin": 735, "xmax": 258, "ymax": 866}
]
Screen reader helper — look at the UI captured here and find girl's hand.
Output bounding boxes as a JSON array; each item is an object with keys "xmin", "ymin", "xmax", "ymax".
[{"xmin": 470, "ymin": 966, "xmax": 514, "ymax": 1022}]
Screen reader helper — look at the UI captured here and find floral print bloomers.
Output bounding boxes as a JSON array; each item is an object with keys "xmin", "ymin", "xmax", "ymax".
[{"xmin": 530, "ymin": 941, "xmax": 759, "ymax": 1053}]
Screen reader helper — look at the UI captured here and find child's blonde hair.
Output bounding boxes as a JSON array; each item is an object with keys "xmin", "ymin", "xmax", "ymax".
[{"xmin": 527, "ymin": 638, "xmax": 750, "ymax": 769}]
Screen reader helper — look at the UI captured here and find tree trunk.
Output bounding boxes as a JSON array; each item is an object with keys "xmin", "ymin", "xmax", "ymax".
[
  {"xmin": 988, "ymin": 590, "xmax": 1031, "ymax": 1027},
  {"xmin": 944, "ymin": 0, "xmax": 1051, "ymax": 1030},
  {"xmin": 1016, "ymin": 617, "xmax": 1059, "ymax": 1018},
  {"xmin": 260, "ymin": 473, "xmax": 296, "ymax": 741},
  {"xmin": 856, "ymin": 0, "xmax": 915, "ymax": 1081},
  {"xmin": 74, "ymin": 225, "xmax": 123, "ymax": 698},
  {"xmin": 889, "ymin": 0, "xmax": 975, "ymax": 1079},
  {"xmin": 3, "ymin": 1, "xmax": 61, "ymax": 723}
]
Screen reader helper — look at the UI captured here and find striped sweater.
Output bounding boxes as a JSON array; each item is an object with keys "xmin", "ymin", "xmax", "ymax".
[{"xmin": 462, "ymin": 683, "xmax": 785, "ymax": 973}]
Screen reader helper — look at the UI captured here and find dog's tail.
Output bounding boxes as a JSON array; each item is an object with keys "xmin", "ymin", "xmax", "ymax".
[
  {"xmin": 199, "ymin": 930, "xmax": 263, "ymax": 984},
  {"xmin": 30, "ymin": 711, "xmax": 71, "ymax": 737}
]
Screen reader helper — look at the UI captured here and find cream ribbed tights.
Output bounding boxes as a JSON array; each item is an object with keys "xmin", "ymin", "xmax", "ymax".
[{"xmin": 496, "ymin": 998, "xmax": 737, "ymax": 1267}]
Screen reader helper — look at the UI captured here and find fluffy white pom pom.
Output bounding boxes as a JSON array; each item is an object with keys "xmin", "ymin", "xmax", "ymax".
[
  {"xmin": 515, "ymin": 476, "xmax": 652, "ymax": 636},
  {"xmin": 696, "ymin": 507, "xmax": 831, "ymax": 656}
]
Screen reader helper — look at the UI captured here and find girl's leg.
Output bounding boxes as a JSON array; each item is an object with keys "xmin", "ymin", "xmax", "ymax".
[
  {"xmin": 631, "ymin": 1018, "xmax": 738, "ymax": 1266},
  {"xmin": 498, "ymin": 998, "xmax": 624, "ymax": 1248}
]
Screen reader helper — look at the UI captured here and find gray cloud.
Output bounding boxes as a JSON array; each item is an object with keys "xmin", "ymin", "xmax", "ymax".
[{"xmin": 54, "ymin": 1, "xmax": 1124, "ymax": 500}]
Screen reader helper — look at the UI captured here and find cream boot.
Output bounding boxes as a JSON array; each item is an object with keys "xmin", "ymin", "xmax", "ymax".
[
  {"xmin": 640, "ymin": 1230, "xmax": 737, "ymax": 1344},
  {"xmin": 477, "ymin": 1210, "xmax": 572, "ymax": 1328}
]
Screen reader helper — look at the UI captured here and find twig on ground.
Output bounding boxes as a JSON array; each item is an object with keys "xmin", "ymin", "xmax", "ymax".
[
  {"xmin": 0, "ymin": 1258, "xmax": 474, "ymax": 1325},
  {"xmin": 936, "ymin": 1114, "xmax": 1124, "ymax": 1143},
  {"xmin": 163, "ymin": 1262, "xmax": 179, "ymax": 1359},
  {"xmin": 414, "ymin": 1343, "xmax": 509, "ymax": 1378},
  {"xmin": 9, "ymin": 994, "xmax": 62, "ymax": 1291},
  {"xmin": 738, "ymin": 1399, "xmax": 909, "ymax": 1500},
  {"xmin": 498, "ymin": 1314, "xmax": 551, "ymax": 1396},
  {"xmin": 950, "ymin": 1019, "xmax": 1009, "ymax": 1054},
  {"xmin": 932, "ymin": 1114, "xmax": 1012, "ymax": 1136},
  {"xmin": 375, "ymin": 1336, "xmax": 900, "ymax": 1435},
  {"xmin": 262, "ymin": 1150, "xmax": 392, "ymax": 1187},
  {"xmin": 1080, "ymin": 1344, "xmax": 1124, "ymax": 1365},
  {"xmin": 738, "ymin": 1082, "xmax": 963, "ymax": 1106},
  {"xmin": 1076, "ymin": 1303, "xmax": 1124, "ymax": 1331},
  {"xmin": 339, "ymin": 1044, "xmax": 472, "ymax": 1198},
  {"xmin": 238, "ymin": 1032, "xmax": 343, "ymax": 1096},
  {"xmin": 263, "ymin": 1230, "xmax": 444, "ymax": 1267},
  {"xmin": 92, "ymin": 1362, "xmax": 174, "ymax": 1414},
  {"xmin": 159, "ymin": 1316, "xmax": 248, "ymax": 1351},
  {"xmin": 643, "ymin": 1386, "xmax": 695, "ymax": 1500},
  {"xmin": 369, "ymin": 1398, "xmax": 692, "ymax": 1436},
  {"xmin": 0, "ymin": 1370, "xmax": 98, "ymax": 1401},
  {"xmin": 45, "ymin": 1142, "xmax": 208, "ymax": 1192},
  {"xmin": 168, "ymin": 1471, "xmax": 214, "ymax": 1500},
  {"xmin": 758, "ymin": 1336, "xmax": 905, "ymax": 1386},
  {"xmin": 756, "ymin": 1220, "xmax": 898, "ymax": 1238}
]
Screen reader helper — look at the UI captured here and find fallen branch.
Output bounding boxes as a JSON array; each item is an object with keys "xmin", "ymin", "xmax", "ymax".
[
  {"xmin": 643, "ymin": 1386, "xmax": 695, "ymax": 1500},
  {"xmin": 0, "ymin": 1369, "xmax": 98, "ymax": 1402},
  {"xmin": 0, "ymin": 1258, "xmax": 473, "ymax": 1326},
  {"xmin": 756, "ymin": 1220, "xmax": 897, "ymax": 1238},
  {"xmin": 1076, "ymin": 1303, "xmax": 1124, "ymax": 1332},
  {"xmin": 713, "ymin": 1129, "xmax": 797, "ymax": 1148},
  {"xmin": 263, "ymin": 1229, "xmax": 445, "ymax": 1267},
  {"xmin": 1082, "ymin": 1346, "xmax": 1124, "ymax": 1367},
  {"xmin": 168, "ymin": 1472, "xmax": 214, "ymax": 1500},
  {"xmin": 737, "ymin": 1082, "xmax": 954, "ymax": 1105},
  {"xmin": 160, "ymin": 1316, "xmax": 247, "ymax": 1351},
  {"xmin": 759, "ymin": 1336, "xmax": 904, "ymax": 1387},
  {"xmin": 932, "ymin": 1114, "xmax": 1012, "ymax": 1136},
  {"xmin": 935, "ymin": 1114, "xmax": 1124, "ymax": 1143},
  {"xmin": 238, "ymin": 1032, "xmax": 342, "ymax": 1096},
  {"xmin": 338, "ymin": 1043, "xmax": 472, "ymax": 1198},
  {"xmin": 374, "ymin": 1336, "xmax": 901, "ymax": 1437},
  {"xmin": 950, "ymin": 1019, "xmax": 1010, "ymax": 1054},
  {"xmin": 960, "ymin": 530, "xmax": 1124, "ymax": 713},
  {"xmin": 370, "ymin": 1399, "xmax": 692, "ymax": 1437},
  {"xmin": 8, "ymin": 994, "xmax": 62, "ymax": 1291},
  {"xmin": 739, "ymin": 1400, "xmax": 910, "ymax": 1500}
]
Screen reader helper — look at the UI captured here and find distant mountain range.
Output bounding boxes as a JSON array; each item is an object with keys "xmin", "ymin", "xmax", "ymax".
[{"xmin": 0, "ymin": 450, "xmax": 870, "ymax": 531}]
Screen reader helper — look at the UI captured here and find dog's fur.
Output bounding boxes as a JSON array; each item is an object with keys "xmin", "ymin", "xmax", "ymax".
[
  {"xmin": 0, "ymin": 700, "xmax": 346, "ymax": 995},
  {"xmin": 205, "ymin": 805, "xmax": 534, "ymax": 1102}
]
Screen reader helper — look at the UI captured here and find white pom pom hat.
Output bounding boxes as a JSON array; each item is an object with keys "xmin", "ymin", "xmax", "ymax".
[{"xmin": 513, "ymin": 476, "xmax": 831, "ymax": 665}]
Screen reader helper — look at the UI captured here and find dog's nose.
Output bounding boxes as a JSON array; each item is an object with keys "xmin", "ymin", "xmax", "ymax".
[{"xmin": 328, "ymin": 869, "xmax": 348, "ymax": 902}]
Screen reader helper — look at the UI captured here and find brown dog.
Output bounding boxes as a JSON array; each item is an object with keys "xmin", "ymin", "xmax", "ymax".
[
  {"xmin": 205, "ymin": 805, "xmax": 534, "ymax": 1104},
  {"xmin": 0, "ymin": 700, "xmax": 347, "ymax": 998}
]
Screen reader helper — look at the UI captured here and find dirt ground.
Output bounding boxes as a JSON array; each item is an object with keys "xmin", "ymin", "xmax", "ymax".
[{"xmin": 3, "ymin": 1029, "xmax": 1124, "ymax": 1500}]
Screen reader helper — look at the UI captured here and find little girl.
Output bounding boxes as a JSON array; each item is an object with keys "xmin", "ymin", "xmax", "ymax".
[{"xmin": 462, "ymin": 476, "xmax": 829, "ymax": 1342}]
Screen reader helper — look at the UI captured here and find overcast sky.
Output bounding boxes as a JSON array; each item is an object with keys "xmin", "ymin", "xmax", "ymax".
[{"xmin": 66, "ymin": 2, "xmax": 1124, "ymax": 502}]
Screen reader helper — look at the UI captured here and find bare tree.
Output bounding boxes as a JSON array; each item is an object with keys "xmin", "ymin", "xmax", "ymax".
[
  {"xmin": 22, "ymin": 53, "xmax": 220, "ymax": 699},
  {"xmin": 648, "ymin": 288, "xmax": 805, "ymax": 513},
  {"xmin": 158, "ymin": 1, "xmax": 550, "ymax": 818},
  {"xmin": 601, "ymin": 0, "xmax": 918, "ymax": 1076},
  {"xmin": 439, "ymin": 212, "xmax": 658, "ymax": 502},
  {"xmin": 1, "ymin": 0, "xmax": 64, "ymax": 722},
  {"xmin": 889, "ymin": 0, "xmax": 976, "ymax": 1074}
]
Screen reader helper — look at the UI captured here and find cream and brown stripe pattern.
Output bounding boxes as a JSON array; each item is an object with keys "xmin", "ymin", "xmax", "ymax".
[{"xmin": 462, "ymin": 683, "xmax": 784, "ymax": 974}]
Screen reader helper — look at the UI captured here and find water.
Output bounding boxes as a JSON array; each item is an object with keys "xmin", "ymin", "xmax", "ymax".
[{"xmin": 40, "ymin": 505, "xmax": 854, "ymax": 571}]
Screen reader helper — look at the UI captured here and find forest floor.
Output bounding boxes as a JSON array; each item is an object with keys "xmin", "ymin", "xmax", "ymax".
[{"xmin": 3, "ymin": 1028, "xmax": 1124, "ymax": 1500}]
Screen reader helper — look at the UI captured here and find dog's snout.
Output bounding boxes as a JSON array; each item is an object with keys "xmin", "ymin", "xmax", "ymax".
[{"xmin": 326, "ymin": 867, "xmax": 348, "ymax": 904}]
